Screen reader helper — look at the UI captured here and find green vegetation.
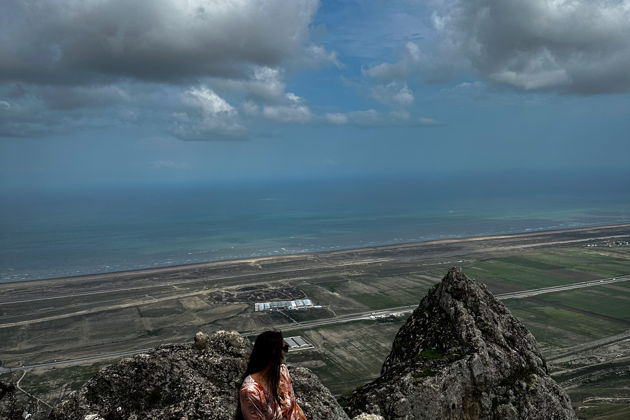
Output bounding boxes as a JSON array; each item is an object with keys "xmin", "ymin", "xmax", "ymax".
[
  {"xmin": 286, "ymin": 320, "xmax": 404, "ymax": 395},
  {"xmin": 336, "ymin": 394, "xmax": 351, "ymax": 407},
  {"xmin": 284, "ymin": 307, "xmax": 335, "ymax": 323},
  {"xmin": 498, "ymin": 255, "xmax": 560, "ymax": 271},
  {"xmin": 465, "ymin": 259, "xmax": 574, "ymax": 289},
  {"xmin": 537, "ymin": 282, "xmax": 630, "ymax": 321},
  {"xmin": 463, "ymin": 247, "xmax": 630, "ymax": 290},
  {"xmin": 505, "ymin": 299, "xmax": 627, "ymax": 349},
  {"xmin": 353, "ymin": 293, "xmax": 406, "ymax": 310},
  {"xmin": 316, "ymin": 280, "xmax": 346, "ymax": 293},
  {"xmin": 418, "ymin": 349, "xmax": 444, "ymax": 359},
  {"xmin": 413, "ymin": 369, "xmax": 436, "ymax": 378}
]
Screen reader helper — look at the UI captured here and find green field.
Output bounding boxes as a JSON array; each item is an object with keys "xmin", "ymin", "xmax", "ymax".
[
  {"xmin": 506, "ymin": 299, "xmax": 626, "ymax": 351},
  {"xmin": 538, "ymin": 284, "xmax": 630, "ymax": 321},
  {"xmin": 463, "ymin": 247, "xmax": 630, "ymax": 290}
]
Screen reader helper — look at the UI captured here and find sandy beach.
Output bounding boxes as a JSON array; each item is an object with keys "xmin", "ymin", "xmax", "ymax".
[{"xmin": 2, "ymin": 223, "xmax": 629, "ymax": 302}]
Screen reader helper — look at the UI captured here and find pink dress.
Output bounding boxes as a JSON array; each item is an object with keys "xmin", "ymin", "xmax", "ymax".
[{"xmin": 240, "ymin": 364, "xmax": 307, "ymax": 420}]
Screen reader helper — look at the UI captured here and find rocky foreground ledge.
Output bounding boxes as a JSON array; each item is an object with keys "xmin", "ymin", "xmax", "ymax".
[
  {"xmin": 40, "ymin": 268, "xmax": 575, "ymax": 419},
  {"xmin": 48, "ymin": 330, "xmax": 349, "ymax": 420}
]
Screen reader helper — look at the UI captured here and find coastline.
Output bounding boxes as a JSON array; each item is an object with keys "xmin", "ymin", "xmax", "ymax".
[{"xmin": 4, "ymin": 222, "xmax": 630, "ymax": 287}]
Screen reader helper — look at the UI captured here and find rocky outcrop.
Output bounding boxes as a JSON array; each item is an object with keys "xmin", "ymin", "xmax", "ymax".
[
  {"xmin": 345, "ymin": 268, "xmax": 576, "ymax": 419},
  {"xmin": 50, "ymin": 331, "xmax": 346, "ymax": 420}
]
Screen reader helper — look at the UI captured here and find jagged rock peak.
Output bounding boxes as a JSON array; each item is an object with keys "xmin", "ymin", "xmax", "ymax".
[
  {"xmin": 50, "ymin": 330, "xmax": 349, "ymax": 420},
  {"xmin": 346, "ymin": 267, "xmax": 576, "ymax": 420}
]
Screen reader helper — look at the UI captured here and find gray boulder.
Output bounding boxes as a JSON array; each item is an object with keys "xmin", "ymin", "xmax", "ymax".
[
  {"xmin": 345, "ymin": 268, "xmax": 576, "ymax": 420},
  {"xmin": 193, "ymin": 331, "xmax": 210, "ymax": 350}
]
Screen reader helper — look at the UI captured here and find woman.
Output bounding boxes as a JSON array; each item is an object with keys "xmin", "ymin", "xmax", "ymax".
[{"xmin": 236, "ymin": 331, "xmax": 306, "ymax": 420}]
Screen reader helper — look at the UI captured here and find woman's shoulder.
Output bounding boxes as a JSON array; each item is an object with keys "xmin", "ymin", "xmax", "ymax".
[{"xmin": 240, "ymin": 375, "xmax": 259, "ymax": 394}]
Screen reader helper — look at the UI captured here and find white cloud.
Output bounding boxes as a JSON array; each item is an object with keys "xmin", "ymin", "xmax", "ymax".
[
  {"xmin": 452, "ymin": 81, "xmax": 485, "ymax": 92},
  {"xmin": 320, "ymin": 110, "xmax": 381, "ymax": 126},
  {"xmin": 242, "ymin": 91, "xmax": 312, "ymax": 124},
  {"xmin": 217, "ymin": 66, "xmax": 286, "ymax": 102},
  {"xmin": 490, "ymin": 70, "xmax": 570, "ymax": 91},
  {"xmin": 320, "ymin": 109, "xmax": 437, "ymax": 127},
  {"xmin": 371, "ymin": 82, "xmax": 415, "ymax": 107},
  {"xmin": 183, "ymin": 87, "xmax": 235, "ymax": 115},
  {"xmin": 366, "ymin": 0, "xmax": 630, "ymax": 94},
  {"xmin": 173, "ymin": 86, "xmax": 245, "ymax": 140},
  {"xmin": 261, "ymin": 93, "xmax": 312, "ymax": 123},
  {"xmin": 300, "ymin": 45, "xmax": 343, "ymax": 69},
  {"xmin": 206, "ymin": 65, "xmax": 320, "ymax": 125},
  {"xmin": 324, "ymin": 113, "xmax": 348, "ymax": 125},
  {"xmin": 364, "ymin": 42, "xmax": 420, "ymax": 80},
  {"xmin": 364, "ymin": 41, "xmax": 465, "ymax": 83}
]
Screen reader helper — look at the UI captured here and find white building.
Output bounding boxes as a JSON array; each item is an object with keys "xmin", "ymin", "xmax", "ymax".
[
  {"xmin": 285, "ymin": 335, "xmax": 313, "ymax": 350},
  {"xmin": 254, "ymin": 299, "xmax": 313, "ymax": 312}
]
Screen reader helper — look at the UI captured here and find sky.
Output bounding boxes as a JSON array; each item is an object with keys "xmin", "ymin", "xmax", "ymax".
[{"xmin": 1, "ymin": 0, "xmax": 629, "ymax": 190}]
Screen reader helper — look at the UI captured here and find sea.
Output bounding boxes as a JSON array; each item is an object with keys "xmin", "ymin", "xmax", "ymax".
[{"xmin": 1, "ymin": 173, "xmax": 629, "ymax": 283}]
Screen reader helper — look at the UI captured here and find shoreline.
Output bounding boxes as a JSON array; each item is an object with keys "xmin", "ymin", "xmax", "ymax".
[{"xmin": 4, "ymin": 222, "xmax": 630, "ymax": 287}]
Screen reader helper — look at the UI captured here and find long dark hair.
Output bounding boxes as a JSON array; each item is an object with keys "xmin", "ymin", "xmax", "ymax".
[{"xmin": 235, "ymin": 331, "xmax": 284, "ymax": 419}]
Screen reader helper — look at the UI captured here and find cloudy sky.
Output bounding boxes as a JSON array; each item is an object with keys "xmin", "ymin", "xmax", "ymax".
[{"xmin": 1, "ymin": 0, "xmax": 629, "ymax": 190}]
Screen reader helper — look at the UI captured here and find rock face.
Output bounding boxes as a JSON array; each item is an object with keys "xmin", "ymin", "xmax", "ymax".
[
  {"xmin": 50, "ymin": 330, "xmax": 347, "ymax": 420},
  {"xmin": 345, "ymin": 268, "xmax": 576, "ymax": 420}
]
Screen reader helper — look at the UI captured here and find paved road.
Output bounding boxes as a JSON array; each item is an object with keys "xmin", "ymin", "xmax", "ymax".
[
  {"xmin": 496, "ymin": 275, "xmax": 630, "ymax": 300},
  {"xmin": 2, "ymin": 274, "xmax": 626, "ymax": 374},
  {"xmin": 547, "ymin": 328, "xmax": 630, "ymax": 362},
  {"xmin": 554, "ymin": 355, "xmax": 630, "ymax": 387}
]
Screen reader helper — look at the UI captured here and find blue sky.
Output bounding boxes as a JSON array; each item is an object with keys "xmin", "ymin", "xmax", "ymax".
[{"xmin": 1, "ymin": 0, "xmax": 629, "ymax": 190}]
